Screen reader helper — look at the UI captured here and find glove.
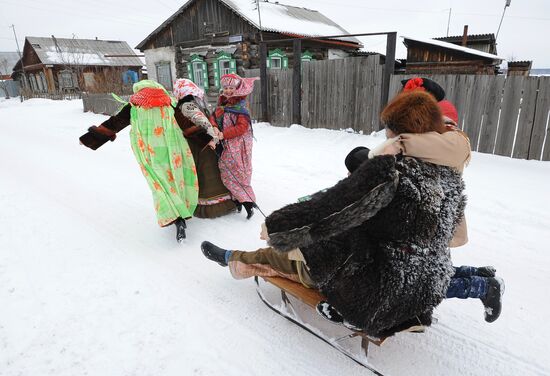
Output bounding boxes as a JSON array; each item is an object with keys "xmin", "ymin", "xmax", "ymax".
[{"xmin": 89, "ymin": 125, "xmax": 117, "ymax": 142}]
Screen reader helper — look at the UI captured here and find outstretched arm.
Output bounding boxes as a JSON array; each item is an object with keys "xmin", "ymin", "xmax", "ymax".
[{"xmin": 79, "ymin": 104, "xmax": 131, "ymax": 150}]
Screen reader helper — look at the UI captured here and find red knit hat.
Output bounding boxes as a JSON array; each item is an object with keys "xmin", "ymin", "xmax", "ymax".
[{"xmin": 438, "ymin": 100, "xmax": 459, "ymax": 125}]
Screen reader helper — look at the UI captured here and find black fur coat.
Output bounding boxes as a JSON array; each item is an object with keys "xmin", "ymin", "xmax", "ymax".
[{"xmin": 265, "ymin": 155, "xmax": 466, "ymax": 337}]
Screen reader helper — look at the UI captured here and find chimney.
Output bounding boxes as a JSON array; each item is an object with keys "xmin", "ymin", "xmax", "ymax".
[{"xmin": 461, "ymin": 25, "xmax": 469, "ymax": 46}]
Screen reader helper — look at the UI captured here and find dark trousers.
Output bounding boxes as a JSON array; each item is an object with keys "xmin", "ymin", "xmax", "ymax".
[{"xmin": 446, "ymin": 266, "xmax": 488, "ymax": 299}]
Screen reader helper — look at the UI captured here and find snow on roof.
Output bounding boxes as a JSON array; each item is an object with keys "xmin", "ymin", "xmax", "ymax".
[
  {"xmin": 402, "ymin": 35, "xmax": 505, "ymax": 61},
  {"xmin": 27, "ymin": 37, "xmax": 144, "ymax": 67},
  {"xmin": 220, "ymin": 0, "xmax": 361, "ymax": 44},
  {"xmin": 136, "ymin": 0, "xmax": 361, "ymax": 50}
]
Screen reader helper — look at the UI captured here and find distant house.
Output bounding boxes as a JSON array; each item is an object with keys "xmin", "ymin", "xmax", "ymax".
[
  {"xmin": 13, "ymin": 36, "xmax": 144, "ymax": 94},
  {"xmin": 0, "ymin": 52, "xmax": 20, "ymax": 80},
  {"xmin": 507, "ymin": 61, "xmax": 532, "ymax": 77},
  {"xmin": 136, "ymin": 0, "xmax": 362, "ymax": 94},
  {"xmin": 402, "ymin": 35, "xmax": 504, "ymax": 75},
  {"xmin": 0, "ymin": 51, "xmax": 21, "ymax": 98}
]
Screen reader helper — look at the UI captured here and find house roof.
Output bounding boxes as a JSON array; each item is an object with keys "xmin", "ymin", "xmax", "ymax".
[
  {"xmin": 26, "ymin": 37, "xmax": 143, "ymax": 67},
  {"xmin": 402, "ymin": 35, "xmax": 505, "ymax": 61},
  {"xmin": 434, "ymin": 33, "xmax": 496, "ymax": 44},
  {"xmin": 136, "ymin": 0, "xmax": 361, "ymax": 50},
  {"xmin": 0, "ymin": 52, "xmax": 20, "ymax": 75}
]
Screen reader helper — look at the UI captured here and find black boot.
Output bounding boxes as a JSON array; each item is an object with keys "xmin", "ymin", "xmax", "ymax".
[
  {"xmin": 481, "ymin": 277, "xmax": 504, "ymax": 323},
  {"xmin": 201, "ymin": 241, "xmax": 229, "ymax": 267},
  {"xmin": 175, "ymin": 218, "xmax": 186, "ymax": 243},
  {"xmin": 233, "ymin": 200, "xmax": 243, "ymax": 213},
  {"xmin": 476, "ymin": 266, "xmax": 496, "ymax": 277},
  {"xmin": 316, "ymin": 301, "xmax": 344, "ymax": 324},
  {"xmin": 242, "ymin": 202, "xmax": 256, "ymax": 220}
]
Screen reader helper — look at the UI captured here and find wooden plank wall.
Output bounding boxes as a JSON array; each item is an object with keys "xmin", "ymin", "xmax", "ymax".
[
  {"xmin": 245, "ymin": 65, "xmax": 550, "ymax": 161},
  {"xmin": 244, "ymin": 68, "xmax": 293, "ymax": 127},
  {"xmin": 301, "ymin": 56, "xmax": 382, "ymax": 133},
  {"xmin": 389, "ymin": 74, "xmax": 550, "ymax": 161}
]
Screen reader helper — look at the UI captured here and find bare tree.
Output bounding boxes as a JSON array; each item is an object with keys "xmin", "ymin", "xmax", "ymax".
[
  {"xmin": 0, "ymin": 58, "xmax": 11, "ymax": 99},
  {"xmin": 53, "ymin": 35, "xmax": 90, "ymax": 92}
]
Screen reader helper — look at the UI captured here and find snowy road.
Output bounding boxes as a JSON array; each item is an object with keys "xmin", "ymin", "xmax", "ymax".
[{"xmin": 1, "ymin": 98, "xmax": 549, "ymax": 375}]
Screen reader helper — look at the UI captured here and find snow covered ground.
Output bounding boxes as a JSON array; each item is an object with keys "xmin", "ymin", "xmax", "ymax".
[{"xmin": 1, "ymin": 97, "xmax": 549, "ymax": 376}]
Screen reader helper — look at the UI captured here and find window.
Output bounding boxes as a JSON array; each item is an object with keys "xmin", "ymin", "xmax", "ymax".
[
  {"xmin": 60, "ymin": 71, "xmax": 74, "ymax": 88},
  {"xmin": 270, "ymin": 57, "xmax": 282, "ymax": 69},
  {"xmin": 213, "ymin": 52, "xmax": 237, "ymax": 87},
  {"xmin": 301, "ymin": 51, "xmax": 314, "ymax": 64},
  {"xmin": 192, "ymin": 61, "xmax": 205, "ymax": 88},
  {"xmin": 29, "ymin": 74, "xmax": 38, "ymax": 92},
  {"xmin": 186, "ymin": 55, "xmax": 208, "ymax": 90},
  {"xmin": 156, "ymin": 63, "xmax": 172, "ymax": 90},
  {"xmin": 267, "ymin": 49, "xmax": 288, "ymax": 70},
  {"xmin": 39, "ymin": 71, "xmax": 48, "ymax": 92},
  {"xmin": 220, "ymin": 60, "xmax": 232, "ymax": 75},
  {"xmin": 35, "ymin": 73, "xmax": 43, "ymax": 92}
]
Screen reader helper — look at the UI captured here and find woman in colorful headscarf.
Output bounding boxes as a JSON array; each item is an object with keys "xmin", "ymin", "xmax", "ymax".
[
  {"xmin": 79, "ymin": 80, "xmax": 198, "ymax": 242},
  {"xmin": 172, "ymin": 78, "xmax": 236, "ymax": 218},
  {"xmin": 210, "ymin": 73, "xmax": 259, "ymax": 219}
]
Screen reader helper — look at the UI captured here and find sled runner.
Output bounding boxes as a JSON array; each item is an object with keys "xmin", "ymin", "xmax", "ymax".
[
  {"xmin": 255, "ymin": 276, "xmax": 386, "ymax": 374},
  {"xmin": 255, "ymin": 276, "xmax": 426, "ymax": 374}
]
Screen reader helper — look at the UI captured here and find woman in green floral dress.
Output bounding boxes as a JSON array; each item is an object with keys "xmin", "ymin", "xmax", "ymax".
[{"xmin": 80, "ymin": 80, "xmax": 198, "ymax": 242}]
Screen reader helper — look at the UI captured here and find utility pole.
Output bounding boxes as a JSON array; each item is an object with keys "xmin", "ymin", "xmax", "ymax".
[
  {"xmin": 10, "ymin": 24, "xmax": 26, "ymax": 100},
  {"xmin": 255, "ymin": 0, "xmax": 264, "ymax": 41},
  {"xmin": 446, "ymin": 8, "xmax": 452, "ymax": 37},
  {"xmin": 496, "ymin": 0, "xmax": 512, "ymax": 41}
]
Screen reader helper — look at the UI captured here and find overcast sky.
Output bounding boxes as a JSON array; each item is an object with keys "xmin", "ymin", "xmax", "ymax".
[{"xmin": 1, "ymin": 0, "xmax": 549, "ymax": 68}]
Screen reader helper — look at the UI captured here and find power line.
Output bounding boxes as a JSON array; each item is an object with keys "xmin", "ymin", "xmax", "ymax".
[
  {"xmin": 2, "ymin": 0, "xmax": 160, "ymax": 27},
  {"xmin": 305, "ymin": 0, "xmax": 550, "ymax": 21}
]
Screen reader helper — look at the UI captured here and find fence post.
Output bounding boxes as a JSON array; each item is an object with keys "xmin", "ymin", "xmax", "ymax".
[
  {"xmin": 381, "ymin": 32, "xmax": 397, "ymax": 115},
  {"xmin": 259, "ymin": 42, "xmax": 269, "ymax": 122},
  {"xmin": 292, "ymin": 39, "xmax": 302, "ymax": 125}
]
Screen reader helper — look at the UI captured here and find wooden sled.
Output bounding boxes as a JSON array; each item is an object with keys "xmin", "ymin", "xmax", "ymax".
[{"xmin": 255, "ymin": 276, "xmax": 425, "ymax": 375}]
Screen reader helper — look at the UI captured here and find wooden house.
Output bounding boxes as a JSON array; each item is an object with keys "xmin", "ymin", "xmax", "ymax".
[
  {"xmin": 507, "ymin": 61, "xmax": 532, "ymax": 77},
  {"xmin": 434, "ymin": 33, "xmax": 498, "ymax": 56},
  {"xmin": 136, "ymin": 0, "xmax": 362, "ymax": 95},
  {"xmin": 13, "ymin": 36, "xmax": 144, "ymax": 94},
  {"xmin": 402, "ymin": 35, "xmax": 504, "ymax": 75}
]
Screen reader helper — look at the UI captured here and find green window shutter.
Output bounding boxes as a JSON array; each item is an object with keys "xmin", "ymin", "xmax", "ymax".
[
  {"xmin": 213, "ymin": 61, "xmax": 219, "ymax": 87},
  {"xmin": 283, "ymin": 57, "xmax": 289, "ymax": 69},
  {"xmin": 187, "ymin": 63, "xmax": 194, "ymax": 81},
  {"xmin": 229, "ymin": 59, "xmax": 237, "ymax": 74},
  {"xmin": 266, "ymin": 58, "xmax": 271, "ymax": 68},
  {"xmin": 201, "ymin": 61, "xmax": 208, "ymax": 89}
]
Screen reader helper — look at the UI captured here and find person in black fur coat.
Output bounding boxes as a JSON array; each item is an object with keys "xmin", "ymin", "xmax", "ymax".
[{"xmin": 202, "ymin": 91, "xmax": 467, "ymax": 337}]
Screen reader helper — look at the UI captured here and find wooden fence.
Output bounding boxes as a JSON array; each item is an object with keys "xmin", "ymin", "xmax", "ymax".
[
  {"xmin": 245, "ymin": 55, "xmax": 383, "ymax": 133},
  {"xmin": 389, "ymin": 75, "xmax": 550, "ymax": 160},
  {"xmin": 82, "ymin": 93, "xmax": 129, "ymax": 116},
  {"xmin": 245, "ymin": 59, "xmax": 550, "ymax": 161},
  {"xmin": 21, "ymin": 90, "xmax": 82, "ymax": 101}
]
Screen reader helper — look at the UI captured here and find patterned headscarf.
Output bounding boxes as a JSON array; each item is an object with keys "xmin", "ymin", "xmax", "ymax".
[
  {"xmin": 173, "ymin": 78, "xmax": 205, "ymax": 100},
  {"xmin": 220, "ymin": 73, "xmax": 258, "ymax": 97},
  {"xmin": 129, "ymin": 79, "xmax": 174, "ymax": 108}
]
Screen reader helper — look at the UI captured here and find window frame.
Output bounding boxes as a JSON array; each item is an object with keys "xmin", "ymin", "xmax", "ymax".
[{"xmin": 155, "ymin": 62, "xmax": 173, "ymax": 91}]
